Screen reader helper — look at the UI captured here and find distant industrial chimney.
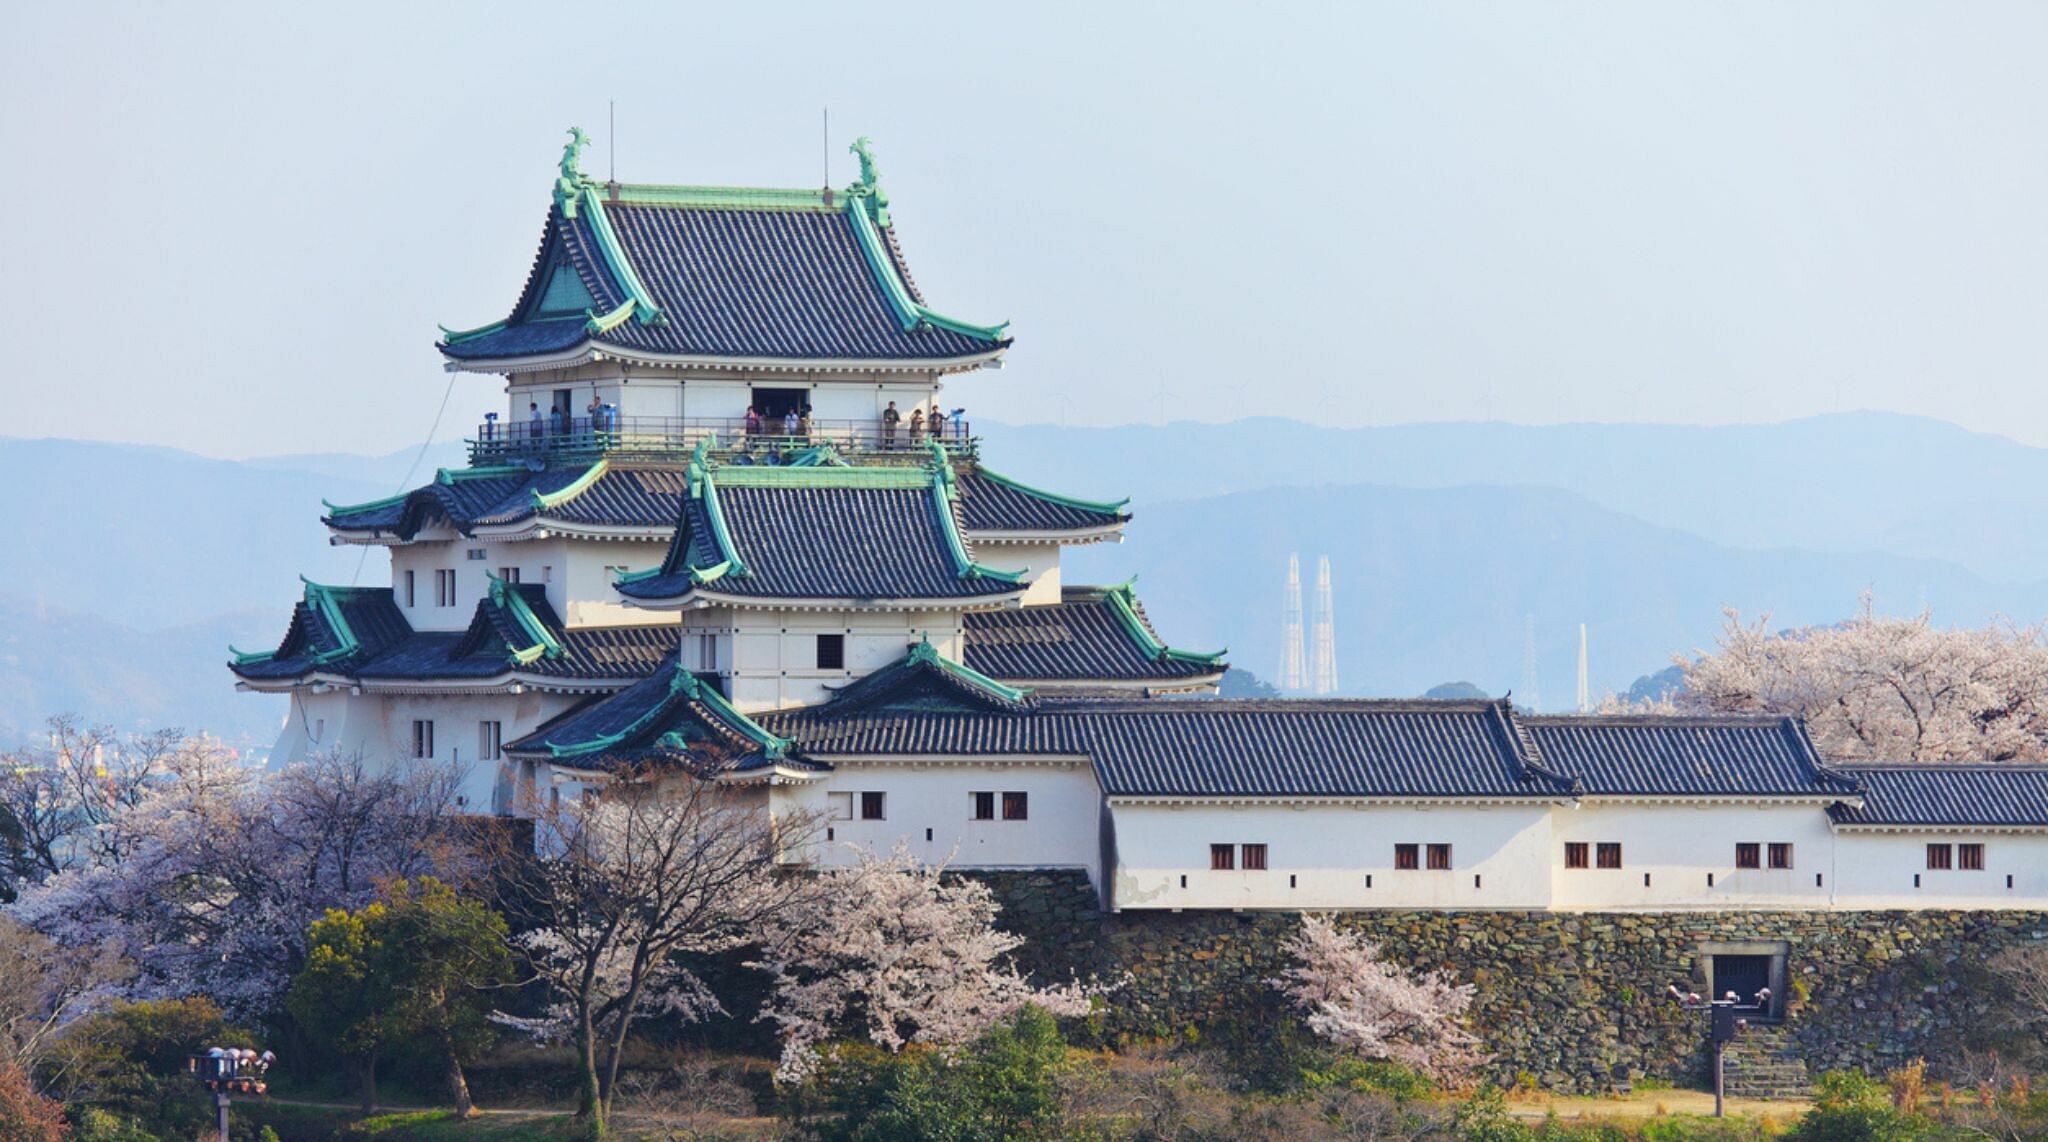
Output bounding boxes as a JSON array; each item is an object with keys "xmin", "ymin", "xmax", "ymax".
[
  {"xmin": 1280, "ymin": 554, "xmax": 1307, "ymax": 692},
  {"xmin": 1576, "ymin": 623, "xmax": 1590, "ymax": 713},
  {"xmin": 1522, "ymin": 614, "xmax": 1542, "ymax": 712},
  {"xmin": 1311, "ymin": 555, "xmax": 1339, "ymax": 697}
]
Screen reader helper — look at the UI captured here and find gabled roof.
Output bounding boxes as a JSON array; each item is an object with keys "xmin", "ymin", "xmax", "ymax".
[
  {"xmin": 438, "ymin": 132, "xmax": 1008, "ymax": 370},
  {"xmin": 505, "ymin": 653, "xmax": 802, "ymax": 775},
  {"xmin": 963, "ymin": 584, "xmax": 1224, "ymax": 686},
  {"xmin": 955, "ymin": 466, "xmax": 1130, "ymax": 537},
  {"xmin": 1522, "ymin": 715, "xmax": 1860, "ymax": 799},
  {"xmin": 615, "ymin": 444, "xmax": 1025, "ymax": 606},
  {"xmin": 324, "ymin": 460, "xmax": 682, "ymax": 542},
  {"xmin": 229, "ymin": 580, "xmax": 670, "ymax": 688},
  {"xmin": 822, "ymin": 639, "xmax": 1035, "ymax": 714},
  {"xmin": 1828, "ymin": 765, "xmax": 2048, "ymax": 828},
  {"xmin": 229, "ymin": 580, "xmax": 410, "ymax": 680}
]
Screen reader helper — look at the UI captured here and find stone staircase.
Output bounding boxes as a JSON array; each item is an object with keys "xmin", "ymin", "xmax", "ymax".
[{"xmin": 1720, "ymin": 1023, "xmax": 1813, "ymax": 1100}]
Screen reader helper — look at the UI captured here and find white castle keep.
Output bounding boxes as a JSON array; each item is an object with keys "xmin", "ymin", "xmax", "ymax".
[{"xmin": 232, "ymin": 131, "xmax": 2048, "ymax": 947}]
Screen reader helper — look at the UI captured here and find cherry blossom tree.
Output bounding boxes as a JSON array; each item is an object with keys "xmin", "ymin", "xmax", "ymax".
[
  {"xmin": 0, "ymin": 915, "xmax": 129, "ymax": 1076},
  {"xmin": 1675, "ymin": 598, "xmax": 2048, "ymax": 762},
  {"xmin": 490, "ymin": 769, "xmax": 824, "ymax": 1136},
  {"xmin": 0, "ymin": 716, "xmax": 189, "ymax": 891},
  {"xmin": 1270, "ymin": 914, "xmax": 1485, "ymax": 1084},
  {"xmin": 750, "ymin": 844, "xmax": 1096, "ymax": 1085},
  {"xmin": 6, "ymin": 744, "xmax": 467, "ymax": 1017}
]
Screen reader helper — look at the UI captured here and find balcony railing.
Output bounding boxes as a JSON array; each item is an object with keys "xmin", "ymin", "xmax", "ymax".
[{"xmin": 468, "ymin": 415, "xmax": 974, "ymax": 464}]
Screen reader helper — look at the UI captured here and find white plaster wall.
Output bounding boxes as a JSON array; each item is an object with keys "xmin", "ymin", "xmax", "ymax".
[
  {"xmin": 262, "ymin": 688, "xmax": 581, "ymax": 815},
  {"xmin": 1832, "ymin": 831, "xmax": 2048, "ymax": 908},
  {"xmin": 726, "ymin": 609, "xmax": 966, "ymax": 712},
  {"xmin": 563, "ymin": 540, "xmax": 672, "ymax": 627},
  {"xmin": 777, "ymin": 763, "xmax": 1103, "ymax": 891},
  {"xmin": 972, "ymin": 543, "xmax": 1062, "ymax": 606},
  {"xmin": 1109, "ymin": 802, "xmax": 1555, "ymax": 911},
  {"xmin": 1551, "ymin": 803, "xmax": 1840, "ymax": 911}
]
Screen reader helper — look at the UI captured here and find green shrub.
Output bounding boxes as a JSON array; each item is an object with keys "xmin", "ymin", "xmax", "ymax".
[
  {"xmin": 1452, "ymin": 1085, "xmax": 1532, "ymax": 1141},
  {"xmin": 1784, "ymin": 1070, "xmax": 1923, "ymax": 1141},
  {"xmin": 800, "ymin": 1005, "xmax": 1071, "ymax": 1141},
  {"xmin": 43, "ymin": 996, "xmax": 248, "ymax": 1140},
  {"xmin": 70, "ymin": 1107, "xmax": 158, "ymax": 1142}
]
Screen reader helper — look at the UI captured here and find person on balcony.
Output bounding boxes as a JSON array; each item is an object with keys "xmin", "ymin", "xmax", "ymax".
[
  {"xmin": 909, "ymin": 406, "xmax": 925, "ymax": 446},
  {"xmin": 797, "ymin": 406, "xmax": 812, "ymax": 441},
  {"xmin": 586, "ymin": 395, "xmax": 602, "ymax": 444},
  {"xmin": 882, "ymin": 401, "xmax": 899, "ymax": 448},
  {"xmin": 549, "ymin": 404, "xmax": 566, "ymax": 440},
  {"xmin": 745, "ymin": 406, "xmax": 762, "ymax": 438},
  {"xmin": 782, "ymin": 408, "xmax": 799, "ymax": 437},
  {"xmin": 528, "ymin": 402, "xmax": 543, "ymax": 446},
  {"xmin": 929, "ymin": 403, "xmax": 947, "ymax": 444}
]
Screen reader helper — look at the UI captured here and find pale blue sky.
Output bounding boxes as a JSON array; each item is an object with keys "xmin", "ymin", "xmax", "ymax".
[{"xmin": 4, "ymin": 2, "xmax": 2046, "ymax": 457}]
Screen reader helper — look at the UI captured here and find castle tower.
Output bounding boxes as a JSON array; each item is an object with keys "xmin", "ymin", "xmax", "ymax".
[{"xmin": 1311, "ymin": 555, "xmax": 1338, "ymax": 696}]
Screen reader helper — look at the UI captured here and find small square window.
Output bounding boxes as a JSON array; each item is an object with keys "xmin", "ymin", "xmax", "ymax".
[
  {"xmin": 1241, "ymin": 843, "xmax": 1268, "ymax": 871},
  {"xmin": 1394, "ymin": 843, "xmax": 1419, "ymax": 871},
  {"xmin": 1426, "ymin": 843, "xmax": 1452, "ymax": 871},
  {"xmin": 1002, "ymin": 791, "xmax": 1028, "ymax": 821},
  {"xmin": 827, "ymin": 792, "xmax": 854, "ymax": 821},
  {"xmin": 479, "ymin": 720, "xmax": 502, "ymax": 762},
  {"xmin": 542, "ymin": 565, "xmax": 554, "ymax": 583},
  {"xmin": 859, "ymin": 791, "xmax": 885, "ymax": 820},
  {"xmin": 1959, "ymin": 843, "xmax": 1984, "ymax": 871},
  {"xmin": 816, "ymin": 633, "xmax": 846, "ymax": 670},
  {"xmin": 403, "ymin": 569, "xmax": 416, "ymax": 607},
  {"xmin": 466, "ymin": 549, "xmax": 487, "ymax": 561},
  {"xmin": 498, "ymin": 566, "xmax": 521, "ymax": 584},
  {"xmin": 1926, "ymin": 843, "xmax": 1953, "ymax": 870},
  {"xmin": 1735, "ymin": 843, "xmax": 1761, "ymax": 869},
  {"xmin": 1564, "ymin": 842, "xmax": 1589, "ymax": 869},
  {"xmin": 411, "ymin": 719, "xmax": 434, "ymax": 759},
  {"xmin": 1596, "ymin": 842, "xmax": 1623, "ymax": 869},
  {"xmin": 972, "ymin": 791, "xmax": 995, "ymax": 820},
  {"xmin": 1769, "ymin": 842, "xmax": 1794, "ymax": 870},
  {"xmin": 1210, "ymin": 843, "xmax": 1235, "ymax": 871}
]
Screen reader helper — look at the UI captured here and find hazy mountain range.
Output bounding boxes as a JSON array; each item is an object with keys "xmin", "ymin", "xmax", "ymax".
[{"xmin": 5, "ymin": 411, "xmax": 2045, "ymax": 746}]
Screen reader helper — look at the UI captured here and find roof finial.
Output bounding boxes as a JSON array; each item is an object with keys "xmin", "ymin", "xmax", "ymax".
[
  {"xmin": 848, "ymin": 136, "xmax": 890, "ymax": 227},
  {"xmin": 555, "ymin": 127, "xmax": 594, "ymax": 217}
]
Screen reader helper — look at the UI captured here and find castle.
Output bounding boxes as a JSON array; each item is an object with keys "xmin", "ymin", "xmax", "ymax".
[{"xmin": 232, "ymin": 132, "xmax": 2048, "ymax": 1012}]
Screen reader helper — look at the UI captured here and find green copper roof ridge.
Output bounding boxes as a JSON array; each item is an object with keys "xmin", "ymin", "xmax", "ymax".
[
  {"xmin": 548, "ymin": 660, "xmax": 787, "ymax": 761},
  {"xmin": 783, "ymin": 443, "xmax": 851, "ymax": 468},
  {"xmin": 711, "ymin": 465, "xmax": 930, "ymax": 489},
  {"xmin": 531, "ymin": 458, "xmax": 609, "ymax": 512},
  {"xmin": 928, "ymin": 473, "xmax": 1026, "ymax": 584},
  {"xmin": 437, "ymin": 319, "xmax": 509, "ymax": 346},
  {"xmin": 906, "ymin": 638, "xmax": 1032, "ymax": 705},
  {"xmin": 614, "ymin": 565, "xmax": 662, "ymax": 584},
  {"xmin": 973, "ymin": 465, "xmax": 1131, "ymax": 516},
  {"xmin": 298, "ymin": 577, "xmax": 363, "ymax": 664},
  {"xmin": 583, "ymin": 299, "xmax": 637, "ymax": 336},
  {"xmin": 489, "ymin": 574, "xmax": 564, "ymax": 661},
  {"xmin": 607, "ymin": 183, "xmax": 839, "ymax": 211},
  {"xmin": 698, "ymin": 476, "xmax": 749, "ymax": 578},
  {"xmin": 229, "ymin": 645, "xmax": 276, "ymax": 665},
  {"xmin": 1104, "ymin": 580, "xmax": 1226, "ymax": 666},
  {"xmin": 323, "ymin": 488, "xmax": 413, "ymax": 517},
  {"xmin": 578, "ymin": 186, "xmax": 664, "ymax": 325},
  {"xmin": 844, "ymin": 190, "xmax": 1008, "ymax": 343},
  {"xmin": 438, "ymin": 464, "xmax": 531, "ymax": 485}
]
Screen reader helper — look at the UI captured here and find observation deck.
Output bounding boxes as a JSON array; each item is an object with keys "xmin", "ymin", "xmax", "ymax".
[{"xmin": 467, "ymin": 414, "xmax": 975, "ymax": 465}]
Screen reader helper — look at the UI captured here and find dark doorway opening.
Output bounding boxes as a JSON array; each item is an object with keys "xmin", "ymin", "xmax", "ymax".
[
  {"xmin": 1712, "ymin": 954, "xmax": 1773, "ymax": 1014},
  {"xmin": 751, "ymin": 387, "xmax": 809, "ymax": 420}
]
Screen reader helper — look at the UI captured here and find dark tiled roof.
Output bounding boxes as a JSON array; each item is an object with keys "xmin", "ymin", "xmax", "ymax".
[
  {"xmin": 617, "ymin": 468, "xmax": 1023, "ymax": 603},
  {"xmin": 1829, "ymin": 766, "xmax": 2048, "ymax": 827},
  {"xmin": 766, "ymin": 695, "xmax": 1574, "ymax": 799},
  {"xmin": 325, "ymin": 462, "xmax": 680, "ymax": 539},
  {"xmin": 955, "ymin": 468, "xmax": 1128, "ymax": 535},
  {"xmin": 1522, "ymin": 716, "xmax": 1859, "ymax": 798},
  {"xmin": 230, "ymin": 582, "xmax": 670, "ymax": 686},
  {"xmin": 229, "ymin": 584, "xmax": 411, "ymax": 680},
  {"xmin": 963, "ymin": 587, "xmax": 1223, "ymax": 684},
  {"xmin": 506, "ymin": 654, "xmax": 804, "ymax": 774},
  {"xmin": 1075, "ymin": 700, "xmax": 1573, "ymax": 799},
  {"xmin": 440, "ymin": 199, "xmax": 1004, "ymax": 365}
]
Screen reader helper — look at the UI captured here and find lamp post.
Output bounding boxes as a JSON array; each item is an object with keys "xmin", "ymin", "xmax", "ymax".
[
  {"xmin": 189, "ymin": 1046, "xmax": 274, "ymax": 1142},
  {"xmin": 1668, "ymin": 984, "xmax": 1769, "ymax": 1117}
]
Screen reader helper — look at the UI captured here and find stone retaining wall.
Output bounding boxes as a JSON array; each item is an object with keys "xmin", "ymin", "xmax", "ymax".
[{"xmin": 973, "ymin": 870, "xmax": 2048, "ymax": 1092}]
